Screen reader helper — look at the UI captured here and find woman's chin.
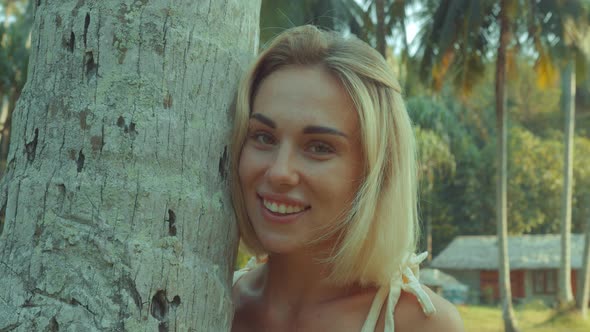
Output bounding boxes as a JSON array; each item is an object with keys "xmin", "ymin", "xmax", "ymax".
[{"xmin": 257, "ymin": 235, "xmax": 304, "ymax": 255}]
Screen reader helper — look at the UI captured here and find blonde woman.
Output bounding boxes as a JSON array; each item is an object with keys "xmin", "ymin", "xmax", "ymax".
[{"xmin": 230, "ymin": 25, "xmax": 464, "ymax": 332}]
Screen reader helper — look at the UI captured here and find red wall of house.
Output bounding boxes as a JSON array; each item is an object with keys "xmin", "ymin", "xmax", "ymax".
[
  {"xmin": 480, "ymin": 269, "xmax": 578, "ymax": 302},
  {"xmin": 572, "ymin": 270, "xmax": 577, "ymax": 297},
  {"xmin": 512, "ymin": 270, "xmax": 525, "ymax": 298},
  {"xmin": 480, "ymin": 270, "xmax": 525, "ymax": 300}
]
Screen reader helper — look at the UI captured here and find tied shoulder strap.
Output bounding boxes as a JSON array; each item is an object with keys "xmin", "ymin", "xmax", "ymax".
[
  {"xmin": 233, "ymin": 256, "xmax": 265, "ymax": 286},
  {"xmin": 361, "ymin": 252, "xmax": 436, "ymax": 332}
]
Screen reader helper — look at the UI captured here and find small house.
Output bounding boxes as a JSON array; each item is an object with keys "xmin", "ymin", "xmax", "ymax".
[{"xmin": 430, "ymin": 234, "xmax": 588, "ymax": 305}]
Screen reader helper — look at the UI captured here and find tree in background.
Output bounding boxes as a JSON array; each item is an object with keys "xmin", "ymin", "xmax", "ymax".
[
  {"xmin": 582, "ymin": 216, "xmax": 590, "ymax": 317},
  {"xmin": 415, "ymin": 126, "xmax": 455, "ymax": 261},
  {"xmin": 417, "ymin": 0, "xmax": 494, "ymax": 96},
  {"xmin": 417, "ymin": 0, "xmax": 521, "ymax": 329},
  {"xmin": 495, "ymin": 3, "xmax": 518, "ymax": 329},
  {"xmin": 0, "ymin": 0, "xmax": 259, "ymax": 330},
  {"xmin": 574, "ymin": 139, "xmax": 590, "ymax": 319},
  {"xmin": 529, "ymin": 0, "xmax": 590, "ymax": 307},
  {"xmin": 0, "ymin": 0, "xmax": 32, "ymax": 173},
  {"xmin": 407, "ymin": 97, "xmax": 461, "ymax": 258},
  {"xmin": 336, "ymin": 0, "xmax": 417, "ymax": 89},
  {"xmin": 513, "ymin": 0, "xmax": 589, "ymax": 309},
  {"xmin": 259, "ymin": 0, "xmax": 338, "ymax": 45}
]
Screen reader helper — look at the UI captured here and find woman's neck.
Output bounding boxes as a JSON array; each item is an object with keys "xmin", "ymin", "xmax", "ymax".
[{"xmin": 258, "ymin": 249, "xmax": 362, "ymax": 320}]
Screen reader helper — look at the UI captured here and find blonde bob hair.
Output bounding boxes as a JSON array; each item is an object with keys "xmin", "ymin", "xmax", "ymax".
[{"xmin": 230, "ymin": 25, "xmax": 419, "ymax": 287}]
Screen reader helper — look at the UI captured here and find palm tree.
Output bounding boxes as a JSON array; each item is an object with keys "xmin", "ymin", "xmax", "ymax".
[
  {"xmin": 418, "ymin": 0, "xmax": 520, "ymax": 330},
  {"xmin": 0, "ymin": 0, "xmax": 260, "ymax": 330},
  {"xmin": 558, "ymin": 57, "xmax": 576, "ymax": 306},
  {"xmin": 407, "ymin": 96, "xmax": 463, "ymax": 260},
  {"xmin": 528, "ymin": 0, "xmax": 590, "ymax": 307},
  {"xmin": 259, "ymin": 0, "xmax": 340, "ymax": 45},
  {"xmin": 581, "ymin": 208, "xmax": 590, "ymax": 317},
  {"xmin": 415, "ymin": 127, "xmax": 456, "ymax": 260},
  {"xmin": 495, "ymin": 2, "xmax": 519, "ymax": 330},
  {"xmin": 334, "ymin": 0, "xmax": 414, "ymax": 79}
]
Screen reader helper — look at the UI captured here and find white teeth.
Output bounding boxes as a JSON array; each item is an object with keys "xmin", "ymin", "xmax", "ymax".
[{"xmin": 263, "ymin": 199, "xmax": 305, "ymax": 214}]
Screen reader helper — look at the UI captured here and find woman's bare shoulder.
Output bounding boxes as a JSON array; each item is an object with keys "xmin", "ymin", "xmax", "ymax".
[
  {"xmin": 397, "ymin": 285, "xmax": 464, "ymax": 332},
  {"xmin": 232, "ymin": 266, "xmax": 265, "ymax": 332},
  {"xmin": 232, "ymin": 265, "xmax": 263, "ymax": 306}
]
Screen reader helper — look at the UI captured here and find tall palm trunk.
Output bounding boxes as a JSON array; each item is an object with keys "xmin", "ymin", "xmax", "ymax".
[
  {"xmin": 559, "ymin": 59, "xmax": 575, "ymax": 306},
  {"xmin": 375, "ymin": 0, "xmax": 386, "ymax": 56},
  {"xmin": 426, "ymin": 183, "xmax": 434, "ymax": 262},
  {"xmin": 495, "ymin": 1, "xmax": 519, "ymax": 331},
  {"xmin": 0, "ymin": 1, "xmax": 260, "ymax": 330},
  {"xmin": 399, "ymin": 13, "xmax": 410, "ymax": 92},
  {"xmin": 579, "ymin": 210, "xmax": 590, "ymax": 317}
]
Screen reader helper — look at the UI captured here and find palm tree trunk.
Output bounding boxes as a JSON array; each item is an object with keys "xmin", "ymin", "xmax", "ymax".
[
  {"xmin": 559, "ymin": 59, "xmax": 575, "ymax": 306},
  {"xmin": 496, "ymin": 1, "xmax": 519, "ymax": 331},
  {"xmin": 426, "ymin": 183, "xmax": 434, "ymax": 263},
  {"xmin": 399, "ymin": 10, "xmax": 410, "ymax": 92},
  {"xmin": 426, "ymin": 211, "xmax": 433, "ymax": 263},
  {"xmin": 0, "ymin": 1, "xmax": 260, "ymax": 330},
  {"xmin": 375, "ymin": 0, "xmax": 386, "ymax": 56},
  {"xmin": 579, "ymin": 210, "xmax": 590, "ymax": 317}
]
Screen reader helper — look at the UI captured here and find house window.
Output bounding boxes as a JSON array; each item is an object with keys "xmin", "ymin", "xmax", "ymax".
[{"xmin": 533, "ymin": 270, "xmax": 556, "ymax": 294}]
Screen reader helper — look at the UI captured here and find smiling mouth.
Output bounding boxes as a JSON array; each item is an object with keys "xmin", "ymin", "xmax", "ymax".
[{"xmin": 260, "ymin": 197, "xmax": 310, "ymax": 216}]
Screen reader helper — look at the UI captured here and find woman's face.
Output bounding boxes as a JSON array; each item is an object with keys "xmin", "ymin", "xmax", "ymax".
[{"xmin": 238, "ymin": 65, "xmax": 364, "ymax": 254}]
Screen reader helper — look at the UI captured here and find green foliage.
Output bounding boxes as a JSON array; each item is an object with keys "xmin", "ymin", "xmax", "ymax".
[
  {"xmin": 507, "ymin": 60, "xmax": 562, "ymax": 129},
  {"xmin": 408, "ymin": 95, "xmax": 493, "ymax": 253},
  {"xmin": 0, "ymin": 0, "xmax": 32, "ymax": 175},
  {"xmin": 527, "ymin": 0, "xmax": 590, "ymax": 81},
  {"xmin": 259, "ymin": 0, "xmax": 338, "ymax": 46},
  {"xmin": 417, "ymin": 0, "xmax": 496, "ymax": 93},
  {"xmin": 482, "ymin": 285, "xmax": 495, "ymax": 305},
  {"xmin": 415, "ymin": 126, "xmax": 456, "ymax": 188},
  {"xmin": 235, "ymin": 249, "xmax": 250, "ymax": 270},
  {"xmin": 0, "ymin": 0, "xmax": 31, "ymax": 95},
  {"xmin": 407, "ymin": 88, "xmax": 590, "ymax": 255},
  {"xmin": 572, "ymin": 135, "xmax": 590, "ymax": 232},
  {"xmin": 507, "ymin": 126, "xmax": 563, "ymax": 233}
]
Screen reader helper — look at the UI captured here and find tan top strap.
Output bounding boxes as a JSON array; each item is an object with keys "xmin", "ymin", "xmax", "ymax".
[
  {"xmin": 361, "ymin": 252, "xmax": 437, "ymax": 332},
  {"xmin": 233, "ymin": 256, "xmax": 260, "ymax": 286}
]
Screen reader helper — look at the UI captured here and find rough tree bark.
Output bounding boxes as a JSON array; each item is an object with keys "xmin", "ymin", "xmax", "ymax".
[{"xmin": 0, "ymin": 0, "xmax": 259, "ymax": 331}]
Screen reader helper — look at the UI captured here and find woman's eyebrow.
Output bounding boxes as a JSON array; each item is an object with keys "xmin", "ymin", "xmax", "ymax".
[
  {"xmin": 250, "ymin": 112, "xmax": 347, "ymax": 138},
  {"xmin": 250, "ymin": 113, "xmax": 275, "ymax": 128},
  {"xmin": 303, "ymin": 125, "xmax": 348, "ymax": 138}
]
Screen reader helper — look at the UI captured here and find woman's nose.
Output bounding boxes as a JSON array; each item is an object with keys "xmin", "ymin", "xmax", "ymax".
[{"xmin": 266, "ymin": 144, "xmax": 299, "ymax": 189}]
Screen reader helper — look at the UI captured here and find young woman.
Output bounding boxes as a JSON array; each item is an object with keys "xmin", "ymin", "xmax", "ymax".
[{"xmin": 230, "ymin": 25, "xmax": 464, "ymax": 332}]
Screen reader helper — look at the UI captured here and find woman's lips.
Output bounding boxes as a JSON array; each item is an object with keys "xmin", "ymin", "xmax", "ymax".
[{"xmin": 258, "ymin": 196, "xmax": 310, "ymax": 224}]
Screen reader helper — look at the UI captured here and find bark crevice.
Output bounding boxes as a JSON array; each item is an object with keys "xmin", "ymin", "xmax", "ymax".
[
  {"xmin": 25, "ymin": 128, "xmax": 39, "ymax": 163},
  {"xmin": 83, "ymin": 13, "xmax": 90, "ymax": 48}
]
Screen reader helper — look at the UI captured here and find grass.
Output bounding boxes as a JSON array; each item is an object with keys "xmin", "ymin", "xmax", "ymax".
[{"xmin": 459, "ymin": 303, "xmax": 590, "ymax": 332}]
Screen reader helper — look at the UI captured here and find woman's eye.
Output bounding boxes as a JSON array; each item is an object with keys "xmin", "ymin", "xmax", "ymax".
[
  {"xmin": 307, "ymin": 142, "xmax": 334, "ymax": 155},
  {"xmin": 250, "ymin": 132, "xmax": 275, "ymax": 145}
]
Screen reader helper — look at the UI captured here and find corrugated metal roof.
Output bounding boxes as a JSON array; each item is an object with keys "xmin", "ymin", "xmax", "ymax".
[{"xmin": 430, "ymin": 234, "xmax": 587, "ymax": 270}]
